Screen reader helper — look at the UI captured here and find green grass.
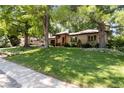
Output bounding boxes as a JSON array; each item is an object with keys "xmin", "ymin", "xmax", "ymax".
[
  {"xmin": 0, "ymin": 46, "xmax": 38, "ymax": 55},
  {"xmin": 1, "ymin": 47, "xmax": 124, "ymax": 87}
]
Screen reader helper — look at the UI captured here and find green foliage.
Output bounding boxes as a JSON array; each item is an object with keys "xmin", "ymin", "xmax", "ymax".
[
  {"xmin": 107, "ymin": 35, "xmax": 124, "ymax": 49},
  {"xmin": 89, "ymin": 41, "xmax": 98, "ymax": 48},
  {"xmin": 0, "ymin": 20, "xmax": 7, "ymax": 36},
  {"xmin": 64, "ymin": 43, "xmax": 70, "ymax": 47},
  {"xmin": 52, "ymin": 6, "xmax": 72, "ymax": 23},
  {"xmin": 70, "ymin": 43, "xmax": 77, "ymax": 47},
  {"xmin": 8, "ymin": 35, "xmax": 20, "ymax": 46},
  {"xmin": 114, "ymin": 10, "xmax": 124, "ymax": 34},
  {"xmin": 0, "ymin": 5, "xmax": 124, "ymax": 48},
  {"xmin": 0, "ymin": 5, "xmax": 47, "ymax": 38},
  {"xmin": 0, "ymin": 35, "xmax": 11, "ymax": 48},
  {"xmin": 115, "ymin": 10, "xmax": 124, "ymax": 26},
  {"xmin": 117, "ymin": 47, "xmax": 124, "ymax": 53},
  {"xmin": 81, "ymin": 43, "xmax": 92, "ymax": 48},
  {"xmin": 0, "ymin": 28, "xmax": 5, "ymax": 36},
  {"xmin": 77, "ymin": 39, "xmax": 82, "ymax": 47},
  {"xmin": 77, "ymin": 6, "xmax": 114, "ymax": 26},
  {"xmin": 51, "ymin": 5, "xmax": 95, "ymax": 32}
]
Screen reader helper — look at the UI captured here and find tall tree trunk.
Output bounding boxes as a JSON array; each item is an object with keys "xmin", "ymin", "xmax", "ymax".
[
  {"xmin": 24, "ymin": 32, "xmax": 29, "ymax": 47},
  {"xmin": 98, "ymin": 22, "xmax": 106, "ymax": 48},
  {"xmin": 43, "ymin": 11, "xmax": 49, "ymax": 48}
]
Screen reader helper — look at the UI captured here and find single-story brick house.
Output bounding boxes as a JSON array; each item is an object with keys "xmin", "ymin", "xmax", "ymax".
[{"xmin": 49, "ymin": 29, "xmax": 108, "ymax": 47}]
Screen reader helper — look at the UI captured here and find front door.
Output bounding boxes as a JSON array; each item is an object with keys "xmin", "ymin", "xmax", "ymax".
[
  {"xmin": 62, "ymin": 37, "xmax": 65, "ymax": 45},
  {"xmin": 51, "ymin": 40, "xmax": 55, "ymax": 46}
]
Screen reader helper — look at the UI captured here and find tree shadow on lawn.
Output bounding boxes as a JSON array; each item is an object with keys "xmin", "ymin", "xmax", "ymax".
[
  {"xmin": 0, "ymin": 46, "xmax": 39, "ymax": 55},
  {"xmin": 7, "ymin": 47, "xmax": 124, "ymax": 87}
]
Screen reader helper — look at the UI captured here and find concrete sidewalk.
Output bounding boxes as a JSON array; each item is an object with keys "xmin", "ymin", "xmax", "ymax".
[
  {"xmin": 0, "ymin": 70, "xmax": 21, "ymax": 88},
  {"xmin": 0, "ymin": 58, "xmax": 79, "ymax": 88}
]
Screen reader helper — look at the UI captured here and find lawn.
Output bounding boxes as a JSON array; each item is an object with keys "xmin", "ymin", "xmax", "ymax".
[{"xmin": 1, "ymin": 47, "xmax": 124, "ymax": 87}]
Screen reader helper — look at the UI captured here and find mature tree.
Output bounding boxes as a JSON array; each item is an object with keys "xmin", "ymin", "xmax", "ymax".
[
  {"xmin": 77, "ymin": 5, "xmax": 117, "ymax": 48},
  {"xmin": 51, "ymin": 5, "xmax": 97, "ymax": 34},
  {"xmin": 43, "ymin": 6, "xmax": 49, "ymax": 48},
  {"xmin": 1, "ymin": 5, "xmax": 124, "ymax": 48},
  {"xmin": 31, "ymin": 5, "xmax": 53, "ymax": 48},
  {"xmin": 51, "ymin": 6, "xmax": 75, "ymax": 32},
  {"xmin": 0, "ymin": 6, "xmax": 45, "ymax": 47},
  {"xmin": 0, "ymin": 6, "xmax": 15, "ymax": 47},
  {"xmin": 0, "ymin": 5, "xmax": 52, "ymax": 48}
]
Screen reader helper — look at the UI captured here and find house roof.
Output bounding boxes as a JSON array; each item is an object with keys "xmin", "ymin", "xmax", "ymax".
[
  {"xmin": 49, "ymin": 29, "xmax": 99, "ymax": 38},
  {"xmin": 49, "ymin": 36, "xmax": 55, "ymax": 39},
  {"xmin": 69, "ymin": 29, "xmax": 99, "ymax": 36},
  {"xmin": 55, "ymin": 31, "xmax": 69, "ymax": 35}
]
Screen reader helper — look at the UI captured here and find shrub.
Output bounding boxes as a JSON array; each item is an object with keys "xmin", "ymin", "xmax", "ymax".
[
  {"xmin": 77, "ymin": 39, "xmax": 82, "ymax": 47},
  {"xmin": 49, "ymin": 45, "xmax": 55, "ymax": 47},
  {"xmin": 0, "ymin": 36, "xmax": 12, "ymax": 48},
  {"xmin": 70, "ymin": 43, "xmax": 77, "ymax": 47},
  {"xmin": 8, "ymin": 35, "xmax": 20, "ymax": 46},
  {"xmin": 81, "ymin": 43, "xmax": 92, "ymax": 48},
  {"xmin": 56, "ymin": 43, "xmax": 60, "ymax": 46},
  {"xmin": 117, "ymin": 47, "xmax": 124, "ymax": 53},
  {"xmin": 107, "ymin": 35, "xmax": 124, "ymax": 49},
  {"xmin": 64, "ymin": 43, "xmax": 70, "ymax": 47},
  {"xmin": 95, "ymin": 43, "xmax": 99, "ymax": 48},
  {"xmin": 89, "ymin": 41, "xmax": 97, "ymax": 48}
]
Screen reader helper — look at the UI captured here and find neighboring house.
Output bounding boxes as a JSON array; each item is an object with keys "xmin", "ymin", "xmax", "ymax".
[
  {"xmin": 49, "ymin": 36, "xmax": 56, "ymax": 46},
  {"xmin": 20, "ymin": 37, "xmax": 44, "ymax": 46},
  {"xmin": 30, "ymin": 37, "xmax": 44, "ymax": 46},
  {"xmin": 49, "ymin": 29, "xmax": 108, "ymax": 47}
]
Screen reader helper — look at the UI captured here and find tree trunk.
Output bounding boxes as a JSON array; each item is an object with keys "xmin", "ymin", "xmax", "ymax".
[
  {"xmin": 43, "ymin": 11, "xmax": 49, "ymax": 48},
  {"xmin": 24, "ymin": 32, "xmax": 29, "ymax": 47},
  {"xmin": 98, "ymin": 22, "xmax": 106, "ymax": 48}
]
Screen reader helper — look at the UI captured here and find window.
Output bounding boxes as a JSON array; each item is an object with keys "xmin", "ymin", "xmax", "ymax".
[
  {"xmin": 71, "ymin": 37, "xmax": 73, "ymax": 42},
  {"xmin": 87, "ymin": 35, "xmax": 97, "ymax": 41},
  {"xmin": 88, "ymin": 36, "xmax": 90, "ymax": 41},
  {"xmin": 75, "ymin": 37, "xmax": 77, "ymax": 42},
  {"xmin": 91, "ymin": 36, "xmax": 93, "ymax": 41},
  {"xmin": 94, "ymin": 35, "xmax": 96, "ymax": 41}
]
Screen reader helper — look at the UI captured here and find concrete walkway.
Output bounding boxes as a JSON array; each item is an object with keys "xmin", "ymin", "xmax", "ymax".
[
  {"xmin": 0, "ymin": 70, "xmax": 21, "ymax": 88},
  {"xmin": 0, "ymin": 58, "xmax": 79, "ymax": 88}
]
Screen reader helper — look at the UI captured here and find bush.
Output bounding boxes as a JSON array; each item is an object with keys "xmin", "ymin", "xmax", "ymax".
[
  {"xmin": 95, "ymin": 43, "xmax": 99, "ymax": 48},
  {"xmin": 89, "ymin": 41, "xmax": 97, "ymax": 48},
  {"xmin": 81, "ymin": 43, "xmax": 92, "ymax": 48},
  {"xmin": 77, "ymin": 39, "xmax": 82, "ymax": 47},
  {"xmin": 107, "ymin": 35, "xmax": 124, "ymax": 49},
  {"xmin": 56, "ymin": 43, "xmax": 60, "ymax": 46},
  {"xmin": 49, "ymin": 45, "xmax": 55, "ymax": 47},
  {"xmin": 117, "ymin": 47, "xmax": 124, "ymax": 53},
  {"xmin": 81, "ymin": 43, "xmax": 99, "ymax": 48},
  {"xmin": 107, "ymin": 39, "xmax": 117, "ymax": 49},
  {"xmin": 64, "ymin": 43, "xmax": 70, "ymax": 47},
  {"xmin": 8, "ymin": 35, "xmax": 20, "ymax": 46},
  {"xmin": 0, "ymin": 36, "xmax": 12, "ymax": 48},
  {"xmin": 70, "ymin": 43, "xmax": 77, "ymax": 47}
]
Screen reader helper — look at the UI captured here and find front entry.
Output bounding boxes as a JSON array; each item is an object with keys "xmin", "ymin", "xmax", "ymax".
[
  {"xmin": 50, "ymin": 40, "xmax": 55, "ymax": 46},
  {"xmin": 62, "ymin": 37, "xmax": 65, "ymax": 45}
]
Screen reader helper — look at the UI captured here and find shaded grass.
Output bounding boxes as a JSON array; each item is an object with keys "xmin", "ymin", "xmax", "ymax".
[
  {"xmin": 3, "ymin": 47, "xmax": 124, "ymax": 87},
  {"xmin": 0, "ymin": 46, "xmax": 39, "ymax": 55}
]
